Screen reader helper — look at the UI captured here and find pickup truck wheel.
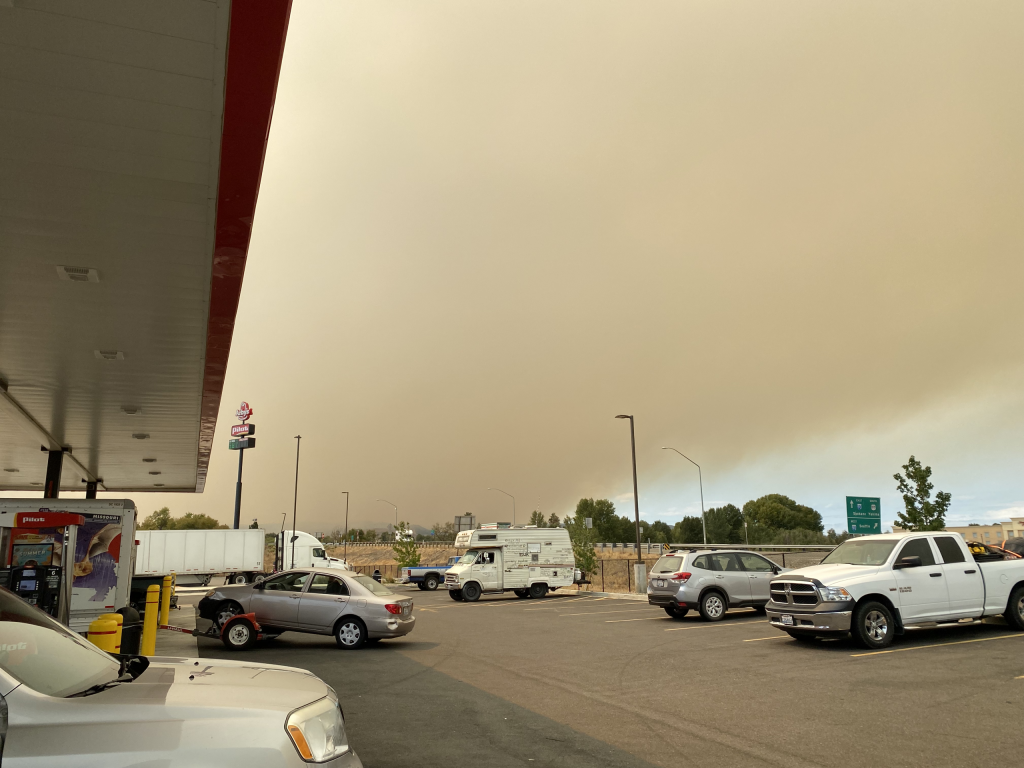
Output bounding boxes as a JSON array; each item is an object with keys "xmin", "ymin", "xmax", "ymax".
[
  {"xmin": 417, "ymin": 583, "xmax": 427, "ymax": 590},
  {"xmin": 529, "ymin": 583, "xmax": 548, "ymax": 599},
  {"xmin": 514, "ymin": 589, "xmax": 529, "ymax": 599},
  {"xmin": 335, "ymin": 617, "xmax": 367, "ymax": 649},
  {"xmin": 462, "ymin": 582, "xmax": 482, "ymax": 602},
  {"xmin": 424, "ymin": 575, "xmax": 439, "ymax": 591},
  {"xmin": 699, "ymin": 591, "xmax": 726, "ymax": 621},
  {"xmin": 449, "ymin": 589, "xmax": 463, "ymax": 601},
  {"xmin": 664, "ymin": 605, "xmax": 688, "ymax": 619},
  {"xmin": 853, "ymin": 601, "xmax": 895, "ymax": 649},
  {"xmin": 1005, "ymin": 585, "xmax": 1024, "ymax": 630}
]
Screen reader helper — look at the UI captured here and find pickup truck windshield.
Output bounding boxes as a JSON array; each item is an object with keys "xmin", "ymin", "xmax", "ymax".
[
  {"xmin": 652, "ymin": 556, "xmax": 683, "ymax": 573},
  {"xmin": 820, "ymin": 539, "xmax": 898, "ymax": 566},
  {"xmin": 0, "ymin": 587, "xmax": 121, "ymax": 698}
]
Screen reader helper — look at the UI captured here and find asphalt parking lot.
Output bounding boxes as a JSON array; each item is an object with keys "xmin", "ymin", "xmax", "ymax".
[{"xmin": 197, "ymin": 587, "xmax": 1023, "ymax": 768}]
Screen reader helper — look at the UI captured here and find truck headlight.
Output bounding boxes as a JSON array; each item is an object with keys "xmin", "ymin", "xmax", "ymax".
[
  {"xmin": 286, "ymin": 697, "xmax": 349, "ymax": 762},
  {"xmin": 818, "ymin": 586, "xmax": 853, "ymax": 602}
]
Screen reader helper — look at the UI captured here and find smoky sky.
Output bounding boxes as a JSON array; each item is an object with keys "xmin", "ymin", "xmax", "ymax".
[{"xmin": 87, "ymin": 1, "xmax": 1023, "ymax": 533}]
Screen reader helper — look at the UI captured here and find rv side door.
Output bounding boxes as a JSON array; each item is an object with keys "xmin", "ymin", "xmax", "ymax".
[{"xmin": 475, "ymin": 550, "xmax": 500, "ymax": 591}]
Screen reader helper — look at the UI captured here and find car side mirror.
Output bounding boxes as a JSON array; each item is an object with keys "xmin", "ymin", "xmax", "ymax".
[
  {"xmin": 253, "ymin": 580, "xmax": 265, "ymax": 590},
  {"xmin": 894, "ymin": 555, "xmax": 922, "ymax": 569}
]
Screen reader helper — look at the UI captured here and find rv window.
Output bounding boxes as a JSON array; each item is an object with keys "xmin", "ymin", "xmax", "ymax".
[
  {"xmin": 479, "ymin": 535, "xmax": 497, "ymax": 540},
  {"xmin": 544, "ymin": 542, "xmax": 552, "ymax": 546},
  {"xmin": 528, "ymin": 543, "xmax": 541, "ymax": 553}
]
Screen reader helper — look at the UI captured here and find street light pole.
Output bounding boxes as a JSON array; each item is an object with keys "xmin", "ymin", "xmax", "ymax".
[
  {"xmin": 662, "ymin": 447, "xmax": 706, "ymax": 545},
  {"xmin": 376, "ymin": 499, "xmax": 397, "ymax": 539},
  {"xmin": 487, "ymin": 487, "xmax": 515, "ymax": 527},
  {"xmin": 342, "ymin": 491, "xmax": 349, "ymax": 562},
  {"xmin": 291, "ymin": 435, "xmax": 301, "ymax": 569},
  {"xmin": 615, "ymin": 415, "xmax": 643, "ymax": 563}
]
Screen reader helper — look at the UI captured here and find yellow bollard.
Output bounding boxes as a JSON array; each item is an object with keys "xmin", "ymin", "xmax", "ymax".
[
  {"xmin": 160, "ymin": 575, "xmax": 173, "ymax": 627},
  {"xmin": 141, "ymin": 584, "xmax": 159, "ymax": 656},
  {"xmin": 98, "ymin": 612, "xmax": 123, "ymax": 654},
  {"xmin": 87, "ymin": 618, "xmax": 118, "ymax": 653}
]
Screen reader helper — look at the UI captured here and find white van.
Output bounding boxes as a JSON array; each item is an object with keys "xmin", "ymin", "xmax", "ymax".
[
  {"xmin": 280, "ymin": 530, "xmax": 351, "ymax": 571},
  {"xmin": 444, "ymin": 526, "xmax": 579, "ymax": 601}
]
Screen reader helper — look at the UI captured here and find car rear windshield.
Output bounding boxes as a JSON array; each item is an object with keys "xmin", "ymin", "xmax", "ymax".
[
  {"xmin": 651, "ymin": 557, "xmax": 683, "ymax": 573},
  {"xmin": 820, "ymin": 539, "xmax": 898, "ymax": 566},
  {"xmin": 349, "ymin": 574, "xmax": 394, "ymax": 596},
  {"xmin": 0, "ymin": 587, "xmax": 121, "ymax": 698}
]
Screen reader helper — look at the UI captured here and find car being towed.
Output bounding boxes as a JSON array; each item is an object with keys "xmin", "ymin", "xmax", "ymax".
[
  {"xmin": 0, "ymin": 586, "xmax": 361, "ymax": 767},
  {"xmin": 196, "ymin": 568, "xmax": 415, "ymax": 650}
]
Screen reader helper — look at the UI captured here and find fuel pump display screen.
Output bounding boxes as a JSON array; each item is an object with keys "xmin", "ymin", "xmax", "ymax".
[{"xmin": 19, "ymin": 579, "xmax": 37, "ymax": 591}]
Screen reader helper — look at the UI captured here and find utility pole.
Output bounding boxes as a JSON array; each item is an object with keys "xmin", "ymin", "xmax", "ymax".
[
  {"xmin": 662, "ymin": 447, "xmax": 706, "ymax": 545},
  {"xmin": 615, "ymin": 415, "xmax": 643, "ymax": 563},
  {"xmin": 291, "ymin": 435, "xmax": 301, "ymax": 569},
  {"xmin": 342, "ymin": 491, "xmax": 350, "ymax": 562}
]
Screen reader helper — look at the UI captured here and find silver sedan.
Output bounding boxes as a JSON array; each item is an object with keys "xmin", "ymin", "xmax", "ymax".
[{"xmin": 196, "ymin": 568, "xmax": 415, "ymax": 649}]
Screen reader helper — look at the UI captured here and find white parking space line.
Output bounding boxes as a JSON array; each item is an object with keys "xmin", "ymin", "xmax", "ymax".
[
  {"xmin": 605, "ymin": 617, "xmax": 668, "ymax": 623},
  {"xmin": 665, "ymin": 620, "xmax": 768, "ymax": 632},
  {"xmin": 851, "ymin": 633, "xmax": 1022, "ymax": 657},
  {"xmin": 559, "ymin": 608, "xmax": 656, "ymax": 617},
  {"xmin": 743, "ymin": 636, "xmax": 787, "ymax": 642}
]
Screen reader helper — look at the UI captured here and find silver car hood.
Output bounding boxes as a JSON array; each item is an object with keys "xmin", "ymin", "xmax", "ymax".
[{"xmin": 97, "ymin": 656, "xmax": 329, "ymax": 713}]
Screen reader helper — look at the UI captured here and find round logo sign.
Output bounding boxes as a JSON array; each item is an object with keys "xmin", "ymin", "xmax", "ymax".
[{"xmin": 235, "ymin": 401, "xmax": 253, "ymax": 422}]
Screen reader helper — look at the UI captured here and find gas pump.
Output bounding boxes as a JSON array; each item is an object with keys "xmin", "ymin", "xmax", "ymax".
[
  {"xmin": 1, "ymin": 500, "xmax": 136, "ymax": 632},
  {"xmin": 0, "ymin": 511, "xmax": 83, "ymax": 624}
]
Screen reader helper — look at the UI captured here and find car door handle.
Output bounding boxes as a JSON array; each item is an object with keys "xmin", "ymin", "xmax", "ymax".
[
  {"xmin": 289, "ymin": 594, "xmax": 301, "ymax": 598},
  {"xmin": 929, "ymin": 573, "xmax": 942, "ymax": 577},
  {"xmin": 964, "ymin": 569, "xmax": 976, "ymax": 574},
  {"xmin": 336, "ymin": 598, "xmax": 347, "ymax": 602},
  {"xmin": 715, "ymin": 575, "xmax": 725, "ymax": 579}
]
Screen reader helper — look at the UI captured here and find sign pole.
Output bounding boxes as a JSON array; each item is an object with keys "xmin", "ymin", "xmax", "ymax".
[{"xmin": 233, "ymin": 447, "xmax": 244, "ymax": 529}]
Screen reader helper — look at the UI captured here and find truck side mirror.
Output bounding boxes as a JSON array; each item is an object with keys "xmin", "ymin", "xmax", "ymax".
[{"xmin": 893, "ymin": 555, "xmax": 922, "ymax": 569}]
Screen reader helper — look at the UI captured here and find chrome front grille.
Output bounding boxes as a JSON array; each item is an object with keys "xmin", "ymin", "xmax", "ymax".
[{"xmin": 769, "ymin": 581, "xmax": 818, "ymax": 607}]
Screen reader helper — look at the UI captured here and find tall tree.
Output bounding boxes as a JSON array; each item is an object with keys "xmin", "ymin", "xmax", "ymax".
[
  {"xmin": 139, "ymin": 507, "xmax": 172, "ymax": 530},
  {"xmin": 673, "ymin": 517, "xmax": 704, "ymax": 543},
  {"xmin": 705, "ymin": 504, "xmax": 744, "ymax": 543},
  {"xmin": 742, "ymin": 495, "xmax": 823, "ymax": 532},
  {"xmin": 546, "ymin": 512, "xmax": 561, "ymax": 528},
  {"xmin": 894, "ymin": 455, "xmax": 951, "ymax": 531},
  {"xmin": 528, "ymin": 510, "xmax": 547, "ymax": 527},
  {"xmin": 575, "ymin": 499, "xmax": 620, "ymax": 541},
  {"xmin": 174, "ymin": 512, "xmax": 228, "ymax": 530},
  {"xmin": 564, "ymin": 513, "xmax": 598, "ymax": 576},
  {"xmin": 392, "ymin": 521, "xmax": 421, "ymax": 567}
]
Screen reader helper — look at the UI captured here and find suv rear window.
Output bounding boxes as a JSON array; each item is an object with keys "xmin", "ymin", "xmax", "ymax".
[{"xmin": 651, "ymin": 557, "xmax": 683, "ymax": 573}]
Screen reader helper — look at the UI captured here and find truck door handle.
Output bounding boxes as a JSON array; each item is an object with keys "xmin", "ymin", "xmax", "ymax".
[
  {"xmin": 929, "ymin": 573, "xmax": 942, "ymax": 577},
  {"xmin": 964, "ymin": 569, "xmax": 976, "ymax": 574}
]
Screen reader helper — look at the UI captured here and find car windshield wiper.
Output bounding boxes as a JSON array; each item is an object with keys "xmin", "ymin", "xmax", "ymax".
[{"xmin": 66, "ymin": 673, "xmax": 134, "ymax": 698}]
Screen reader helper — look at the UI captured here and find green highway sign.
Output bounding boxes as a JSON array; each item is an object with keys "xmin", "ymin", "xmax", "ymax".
[{"xmin": 846, "ymin": 496, "xmax": 881, "ymax": 535}]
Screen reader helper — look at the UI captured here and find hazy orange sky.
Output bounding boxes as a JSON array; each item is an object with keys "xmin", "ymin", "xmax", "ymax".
[{"xmin": 79, "ymin": 1, "xmax": 1023, "ymax": 534}]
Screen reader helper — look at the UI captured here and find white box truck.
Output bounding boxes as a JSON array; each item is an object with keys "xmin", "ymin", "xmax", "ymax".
[
  {"xmin": 134, "ymin": 528, "xmax": 266, "ymax": 586},
  {"xmin": 445, "ymin": 526, "xmax": 580, "ymax": 601}
]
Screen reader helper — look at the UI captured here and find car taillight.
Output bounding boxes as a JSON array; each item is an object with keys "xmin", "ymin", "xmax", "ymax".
[
  {"xmin": 385, "ymin": 604, "xmax": 403, "ymax": 614},
  {"xmin": 670, "ymin": 572, "xmax": 691, "ymax": 583}
]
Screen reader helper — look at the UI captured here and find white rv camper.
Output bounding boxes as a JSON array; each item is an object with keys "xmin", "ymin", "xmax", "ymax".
[{"xmin": 445, "ymin": 525, "xmax": 579, "ymax": 601}]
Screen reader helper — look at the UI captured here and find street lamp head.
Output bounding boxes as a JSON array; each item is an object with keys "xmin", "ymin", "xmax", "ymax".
[{"xmin": 615, "ymin": 414, "xmax": 631, "ymax": 419}]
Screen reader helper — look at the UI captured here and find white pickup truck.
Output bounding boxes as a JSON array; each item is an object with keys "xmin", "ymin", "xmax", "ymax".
[{"xmin": 765, "ymin": 532, "xmax": 1024, "ymax": 648}]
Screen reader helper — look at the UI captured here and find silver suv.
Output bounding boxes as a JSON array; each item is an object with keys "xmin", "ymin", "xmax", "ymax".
[{"xmin": 647, "ymin": 549, "xmax": 787, "ymax": 621}]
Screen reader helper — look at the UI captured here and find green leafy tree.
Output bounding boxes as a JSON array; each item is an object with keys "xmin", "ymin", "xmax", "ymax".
[
  {"xmin": 742, "ymin": 494, "xmax": 823, "ymax": 533},
  {"xmin": 392, "ymin": 521, "xmax": 421, "ymax": 567},
  {"xmin": 705, "ymin": 504, "xmax": 744, "ymax": 543},
  {"xmin": 546, "ymin": 512, "xmax": 561, "ymax": 528},
  {"xmin": 528, "ymin": 510, "xmax": 547, "ymax": 527},
  {"xmin": 248, "ymin": 518, "xmax": 260, "ymax": 530},
  {"xmin": 140, "ymin": 507, "xmax": 172, "ymax": 530},
  {"xmin": 894, "ymin": 455, "xmax": 951, "ymax": 531},
  {"xmin": 672, "ymin": 516, "xmax": 704, "ymax": 543},
  {"xmin": 174, "ymin": 512, "xmax": 228, "ymax": 530},
  {"xmin": 575, "ymin": 498, "xmax": 620, "ymax": 541},
  {"xmin": 564, "ymin": 513, "xmax": 598, "ymax": 576}
]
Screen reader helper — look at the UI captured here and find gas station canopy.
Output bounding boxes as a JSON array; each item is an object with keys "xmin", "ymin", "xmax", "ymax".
[{"xmin": 0, "ymin": 0, "xmax": 292, "ymax": 494}]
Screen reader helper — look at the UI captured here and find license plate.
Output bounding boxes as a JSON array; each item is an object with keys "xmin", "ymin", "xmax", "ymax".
[
  {"xmin": 655, "ymin": 579, "xmax": 666, "ymax": 588},
  {"xmin": 781, "ymin": 614, "xmax": 794, "ymax": 626}
]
